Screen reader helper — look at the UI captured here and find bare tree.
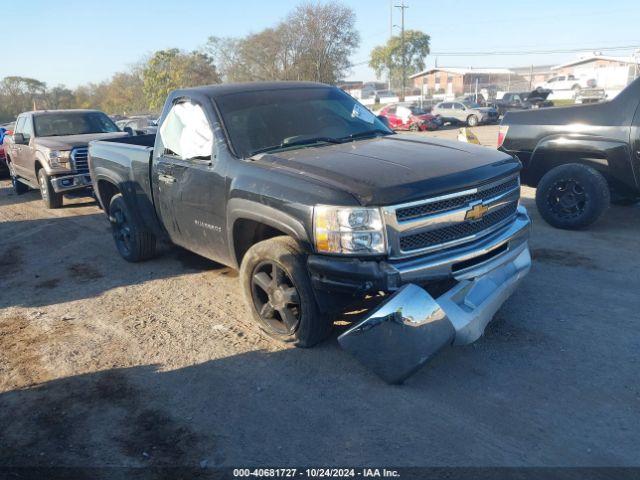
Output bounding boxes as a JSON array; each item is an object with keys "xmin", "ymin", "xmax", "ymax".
[{"xmin": 205, "ymin": 1, "xmax": 359, "ymax": 84}]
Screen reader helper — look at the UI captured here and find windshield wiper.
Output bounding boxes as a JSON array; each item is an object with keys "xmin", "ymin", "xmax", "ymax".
[
  {"xmin": 339, "ymin": 129, "xmax": 393, "ymax": 142},
  {"xmin": 250, "ymin": 136, "xmax": 341, "ymax": 156}
]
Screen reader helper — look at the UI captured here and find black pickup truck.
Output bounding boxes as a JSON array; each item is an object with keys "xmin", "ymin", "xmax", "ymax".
[
  {"xmin": 499, "ymin": 77, "xmax": 640, "ymax": 229},
  {"xmin": 89, "ymin": 82, "xmax": 531, "ymax": 383},
  {"xmin": 494, "ymin": 89, "xmax": 553, "ymax": 117}
]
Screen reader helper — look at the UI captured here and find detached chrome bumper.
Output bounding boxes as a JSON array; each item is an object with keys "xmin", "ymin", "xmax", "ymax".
[
  {"xmin": 338, "ymin": 207, "xmax": 532, "ymax": 384},
  {"xmin": 50, "ymin": 173, "xmax": 92, "ymax": 193}
]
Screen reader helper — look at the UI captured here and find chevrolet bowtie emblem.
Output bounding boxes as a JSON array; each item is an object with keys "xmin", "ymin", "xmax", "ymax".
[{"xmin": 465, "ymin": 202, "xmax": 489, "ymax": 221}]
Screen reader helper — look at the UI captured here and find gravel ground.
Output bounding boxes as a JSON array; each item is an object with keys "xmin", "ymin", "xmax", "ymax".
[{"xmin": 1, "ymin": 125, "xmax": 639, "ymax": 469}]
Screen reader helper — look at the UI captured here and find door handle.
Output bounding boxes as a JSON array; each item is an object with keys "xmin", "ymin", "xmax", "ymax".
[{"xmin": 158, "ymin": 173, "xmax": 176, "ymax": 184}]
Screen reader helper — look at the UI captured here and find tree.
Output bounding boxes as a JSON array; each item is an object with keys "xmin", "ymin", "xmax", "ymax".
[
  {"xmin": 369, "ymin": 30, "xmax": 431, "ymax": 96},
  {"xmin": 142, "ymin": 49, "xmax": 220, "ymax": 111},
  {"xmin": 0, "ymin": 76, "xmax": 47, "ymax": 120},
  {"xmin": 205, "ymin": 1, "xmax": 359, "ymax": 84}
]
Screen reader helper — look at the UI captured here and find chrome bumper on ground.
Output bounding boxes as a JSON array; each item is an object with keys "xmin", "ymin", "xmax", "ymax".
[
  {"xmin": 50, "ymin": 173, "xmax": 92, "ymax": 193},
  {"xmin": 338, "ymin": 207, "xmax": 532, "ymax": 384}
]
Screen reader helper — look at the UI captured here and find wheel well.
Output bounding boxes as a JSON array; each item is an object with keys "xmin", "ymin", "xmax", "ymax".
[
  {"xmin": 97, "ymin": 180, "xmax": 120, "ymax": 211},
  {"xmin": 34, "ymin": 161, "xmax": 43, "ymax": 176},
  {"xmin": 528, "ymin": 150, "xmax": 609, "ymax": 187},
  {"xmin": 233, "ymin": 219, "xmax": 290, "ymax": 266}
]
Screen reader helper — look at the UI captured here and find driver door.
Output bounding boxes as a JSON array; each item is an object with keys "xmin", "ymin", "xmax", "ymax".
[{"xmin": 152, "ymin": 98, "xmax": 228, "ymax": 262}]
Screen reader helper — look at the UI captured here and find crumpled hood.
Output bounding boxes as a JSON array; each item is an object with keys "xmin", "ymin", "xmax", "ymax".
[
  {"xmin": 35, "ymin": 132, "xmax": 129, "ymax": 150},
  {"xmin": 252, "ymin": 134, "xmax": 520, "ymax": 205}
]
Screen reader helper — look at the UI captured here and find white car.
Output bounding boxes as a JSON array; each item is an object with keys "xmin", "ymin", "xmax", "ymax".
[{"xmin": 537, "ymin": 74, "xmax": 595, "ymax": 92}]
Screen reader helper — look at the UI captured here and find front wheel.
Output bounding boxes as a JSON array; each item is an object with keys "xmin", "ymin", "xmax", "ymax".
[
  {"xmin": 467, "ymin": 114, "xmax": 478, "ymax": 127},
  {"xmin": 535, "ymin": 163, "xmax": 610, "ymax": 230},
  {"xmin": 108, "ymin": 193, "xmax": 157, "ymax": 262},
  {"xmin": 9, "ymin": 162, "xmax": 29, "ymax": 195},
  {"xmin": 38, "ymin": 169, "xmax": 63, "ymax": 209},
  {"xmin": 240, "ymin": 236, "xmax": 331, "ymax": 347}
]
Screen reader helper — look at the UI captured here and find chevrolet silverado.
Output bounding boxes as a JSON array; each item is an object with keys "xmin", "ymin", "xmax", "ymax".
[{"xmin": 89, "ymin": 82, "xmax": 531, "ymax": 383}]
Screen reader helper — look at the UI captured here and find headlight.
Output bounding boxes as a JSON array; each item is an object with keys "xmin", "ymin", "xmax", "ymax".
[
  {"xmin": 48, "ymin": 150, "xmax": 71, "ymax": 167},
  {"xmin": 313, "ymin": 206, "xmax": 386, "ymax": 255}
]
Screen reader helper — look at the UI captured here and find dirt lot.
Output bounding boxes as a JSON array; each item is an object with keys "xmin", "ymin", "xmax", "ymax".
[{"xmin": 1, "ymin": 125, "xmax": 639, "ymax": 469}]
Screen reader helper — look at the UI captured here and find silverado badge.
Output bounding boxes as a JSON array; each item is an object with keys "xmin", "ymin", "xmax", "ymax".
[{"xmin": 465, "ymin": 202, "xmax": 489, "ymax": 221}]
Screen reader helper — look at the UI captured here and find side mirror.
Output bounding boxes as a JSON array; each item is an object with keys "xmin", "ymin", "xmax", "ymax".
[
  {"xmin": 123, "ymin": 126, "xmax": 135, "ymax": 136},
  {"xmin": 14, "ymin": 133, "xmax": 26, "ymax": 144},
  {"xmin": 377, "ymin": 115, "xmax": 390, "ymax": 129}
]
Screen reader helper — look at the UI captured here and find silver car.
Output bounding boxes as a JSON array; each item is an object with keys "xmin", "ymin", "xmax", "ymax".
[{"xmin": 432, "ymin": 101, "xmax": 498, "ymax": 127}]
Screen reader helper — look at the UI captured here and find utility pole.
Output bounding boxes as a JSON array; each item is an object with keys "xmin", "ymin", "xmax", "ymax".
[{"xmin": 395, "ymin": 2, "xmax": 408, "ymax": 101}]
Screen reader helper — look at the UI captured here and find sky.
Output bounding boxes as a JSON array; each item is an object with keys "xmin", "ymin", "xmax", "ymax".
[{"xmin": 2, "ymin": 0, "xmax": 639, "ymax": 88}]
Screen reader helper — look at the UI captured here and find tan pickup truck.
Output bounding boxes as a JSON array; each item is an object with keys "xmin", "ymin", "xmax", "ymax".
[{"xmin": 4, "ymin": 109, "xmax": 127, "ymax": 208}]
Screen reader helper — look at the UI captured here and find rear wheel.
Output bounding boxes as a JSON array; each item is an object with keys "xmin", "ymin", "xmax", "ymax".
[
  {"xmin": 38, "ymin": 169, "xmax": 63, "ymax": 209},
  {"xmin": 108, "ymin": 193, "xmax": 156, "ymax": 262},
  {"xmin": 240, "ymin": 236, "xmax": 331, "ymax": 347},
  {"xmin": 467, "ymin": 114, "xmax": 478, "ymax": 127},
  {"xmin": 535, "ymin": 163, "xmax": 610, "ymax": 229}
]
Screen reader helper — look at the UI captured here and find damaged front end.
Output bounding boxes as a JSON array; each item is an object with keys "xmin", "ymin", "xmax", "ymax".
[{"xmin": 337, "ymin": 203, "xmax": 532, "ymax": 384}]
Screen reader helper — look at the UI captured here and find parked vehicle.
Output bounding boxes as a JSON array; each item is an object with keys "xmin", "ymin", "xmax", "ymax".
[
  {"xmin": 377, "ymin": 103, "xmax": 441, "ymax": 131},
  {"xmin": 0, "ymin": 127, "xmax": 10, "ymax": 176},
  {"xmin": 536, "ymin": 74, "xmax": 596, "ymax": 92},
  {"xmin": 574, "ymin": 88, "xmax": 607, "ymax": 104},
  {"xmin": 460, "ymin": 93, "xmax": 490, "ymax": 107},
  {"xmin": 116, "ymin": 116, "xmax": 158, "ymax": 135},
  {"xmin": 499, "ymin": 76, "xmax": 640, "ymax": 229},
  {"xmin": 4, "ymin": 109, "xmax": 127, "ymax": 208},
  {"xmin": 494, "ymin": 89, "xmax": 553, "ymax": 117},
  {"xmin": 432, "ymin": 101, "xmax": 499, "ymax": 126},
  {"xmin": 89, "ymin": 82, "xmax": 531, "ymax": 383}
]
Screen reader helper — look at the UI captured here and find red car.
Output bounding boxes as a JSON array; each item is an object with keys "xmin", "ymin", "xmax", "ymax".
[{"xmin": 377, "ymin": 103, "xmax": 441, "ymax": 131}]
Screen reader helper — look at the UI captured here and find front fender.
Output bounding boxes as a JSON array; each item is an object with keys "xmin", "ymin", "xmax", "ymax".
[{"xmin": 226, "ymin": 197, "xmax": 311, "ymax": 268}]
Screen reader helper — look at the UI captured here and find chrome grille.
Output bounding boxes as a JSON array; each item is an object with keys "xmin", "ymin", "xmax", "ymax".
[
  {"xmin": 384, "ymin": 174, "xmax": 521, "ymax": 258},
  {"xmin": 396, "ymin": 176, "xmax": 519, "ymax": 221},
  {"xmin": 399, "ymin": 203, "xmax": 517, "ymax": 252},
  {"xmin": 71, "ymin": 147, "xmax": 89, "ymax": 174}
]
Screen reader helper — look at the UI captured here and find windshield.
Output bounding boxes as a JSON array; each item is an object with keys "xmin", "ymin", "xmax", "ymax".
[
  {"xmin": 215, "ymin": 87, "xmax": 392, "ymax": 158},
  {"xmin": 33, "ymin": 112, "xmax": 120, "ymax": 137}
]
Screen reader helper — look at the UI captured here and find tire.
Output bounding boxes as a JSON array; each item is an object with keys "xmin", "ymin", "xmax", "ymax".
[
  {"xmin": 409, "ymin": 123, "xmax": 420, "ymax": 132},
  {"xmin": 38, "ymin": 169, "xmax": 63, "ymax": 209},
  {"xmin": 8, "ymin": 161, "xmax": 29, "ymax": 195},
  {"xmin": 467, "ymin": 114, "xmax": 478, "ymax": 127},
  {"xmin": 108, "ymin": 193, "xmax": 156, "ymax": 262},
  {"xmin": 535, "ymin": 163, "xmax": 610, "ymax": 230},
  {"xmin": 240, "ymin": 236, "xmax": 331, "ymax": 348}
]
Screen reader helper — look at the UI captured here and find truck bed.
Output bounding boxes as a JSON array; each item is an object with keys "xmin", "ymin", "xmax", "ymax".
[{"xmin": 88, "ymin": 134, "xmax": 162, "ymax": 235}]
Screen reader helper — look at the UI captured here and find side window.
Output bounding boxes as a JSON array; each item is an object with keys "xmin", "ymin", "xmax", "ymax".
[
  {"xmin": 14, "ymin": 116, "xmax": 25, "ymax": 134},
  {"xmin": 22, "ymin": 116, "xmax": 34, "ymax": 140},
  {"xmin": 158, "ymin": 100, "xmax": 214, "ymax": 160},
  {"xmin": 454, "ymin": 103, "xmax": 464, "ymax": 110}
]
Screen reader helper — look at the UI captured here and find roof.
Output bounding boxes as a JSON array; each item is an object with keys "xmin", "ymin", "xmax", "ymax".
[
  {"xmin": 177, "ymin": 81, "xmax": 331, "ymax": 98},
  {"xmin": 410, "ymin": 67, "xmax": 514, "ymax": 79},
  {"xmin": 27, "ymin": 109, "xmax": 103, "ymax": 116},
  {"xmin": 551, "ymin": 54, "xmax": 638, "ymax": 70}
]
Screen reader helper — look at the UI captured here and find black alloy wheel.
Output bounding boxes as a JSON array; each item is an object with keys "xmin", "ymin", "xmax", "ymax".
[
  {"xmin": 546, "ymin": 178, "xmax": 587, "ymax": 219},
  {"xmin": 250, "ymin": 261, "xmax": 301, "ymax": 335}
]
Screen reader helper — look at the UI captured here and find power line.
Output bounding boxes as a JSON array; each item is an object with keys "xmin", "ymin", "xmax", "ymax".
[{"xmin": 429, "ymin": 44, "xmax": 640, "ymax": 57}]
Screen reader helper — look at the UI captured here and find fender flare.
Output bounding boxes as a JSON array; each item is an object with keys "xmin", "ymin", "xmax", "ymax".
[
  {"xmin": 528, "ymin": 133, "xmax": 628, "ymax": 185},
  {"xmin": 226, "ymin": 197, "xmax": 311, "ymax": 268}
]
